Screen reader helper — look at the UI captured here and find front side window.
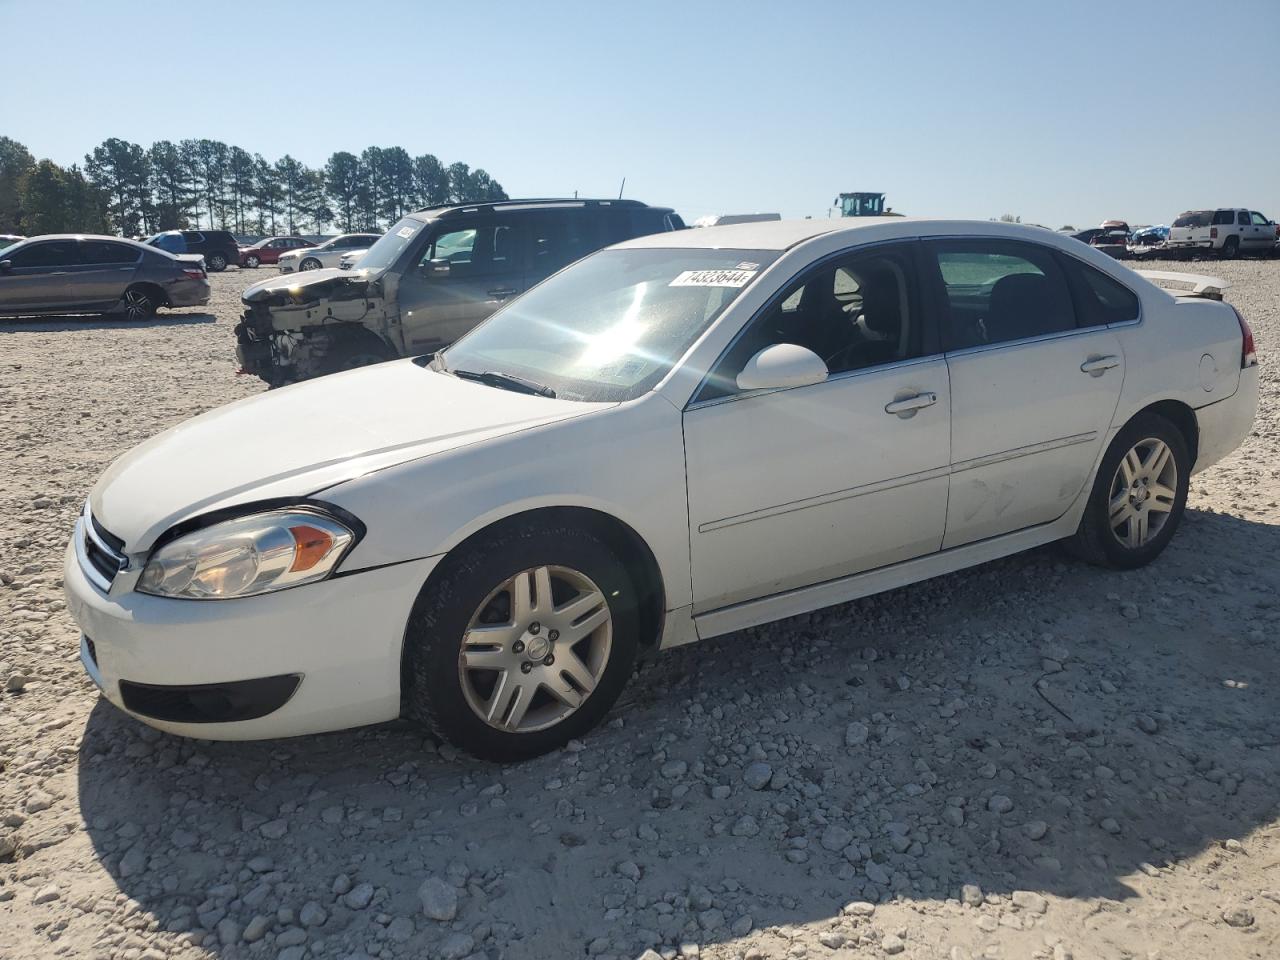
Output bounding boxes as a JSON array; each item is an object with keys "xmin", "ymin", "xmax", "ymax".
[
  {"xmin": 700, "ymin": 244, "xmax": 922, "ymax": 401},
  {"xmin": 929, "ymin": 241, "xmax": 1075, "ymax": 349},
  {"xmin": 8, "ymin": 240, "xmax": 85, "ymax": 268},
  {"xmin": 439, "ymin": 247, "xmax": 778, "ymax": 402},
  {"xmin": 416, "ymin": 219, "xmax": 521, "ymax": 279},
  {"xmin": 1250, "ymin": 211, "xmax": 1270, "ymax": 226}
]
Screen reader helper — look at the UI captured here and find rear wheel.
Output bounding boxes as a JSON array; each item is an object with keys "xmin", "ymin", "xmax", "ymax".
[
  {"xmin": 1220, "ymin": 236, "xmax": 1240, "ymax": 260},
  {"xmin": 403, "ymin": 522, "xmax": 639, "ymax": 762},
  {"xmin": 300, "ymin": 257, "xmax": 322, "ymax": 271},
  {"xmin": 206, "ymin": 252, "xmax": 228, "ymax": 272},
  {"xmin": 244, "ymin": 254, "xmax": 261, "ymax": 268},
  {"xmin": 1065, "ymin": 412, "xmax": 1189, "ymax": 569},
  {"xmin": 118, "ymin": 285, "xmax": 159, "ymax": 320}
]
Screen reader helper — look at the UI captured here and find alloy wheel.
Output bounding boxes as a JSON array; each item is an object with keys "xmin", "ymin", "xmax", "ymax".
[
  {"xmin": 301, "ymin": 259, "xmax": 320, "ymax": 271},
  {"xmin": 458, "ymin": 565, "xmax": 612, "ymax": 733},
  {"xmin": 122, "ymin": 289, "xmax": 154, "ymax": 320},
  {"xmin": 1108, "ymin": 437, "xmax": 1178, "ymax": 548}
]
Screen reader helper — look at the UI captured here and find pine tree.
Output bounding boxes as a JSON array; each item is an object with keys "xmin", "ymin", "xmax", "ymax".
[{"xmin": 324, "ymin": 151, "xmax": 362, "ymax": 232}]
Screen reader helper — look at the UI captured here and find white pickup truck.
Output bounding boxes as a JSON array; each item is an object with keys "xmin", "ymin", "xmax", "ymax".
[{"xmin": 1167, "ymin": 208, "xmax": 1278, "ymax": 258}]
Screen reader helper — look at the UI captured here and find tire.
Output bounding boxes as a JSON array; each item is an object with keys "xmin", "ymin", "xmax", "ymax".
[
  {"xmin": 1064, "ymin": 412, "xmax": 1190, "ymax": 569},
  {"xmin": 244, "ymin": 254, "xmax": 261, "ymax": 268},
  {"xmin": 1219, "ymin": 236, "xmax": 1239, "ymax": 260},
  {"xmin": 315, "ymin": 334, "xmax": 394, "ymax": 377},
  {"xmin": 118, "ymin": 285, "xmax": 159, "ymax": 321},
  {"xmin": 300, "ymin": 257, "xmax": 322, "ymax": 271},
  {"xmin": 402, "ymin": 521, "xmax": 640, "ymax": 762},
  {"xmin": 206, "ymin": 252, "xmax": 228, "ymax": 272}
]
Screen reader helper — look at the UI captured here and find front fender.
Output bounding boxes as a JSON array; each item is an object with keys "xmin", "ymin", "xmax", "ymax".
[{"xmin": 319, "ymin": 394, "xmax": 693, "ymax": 611}]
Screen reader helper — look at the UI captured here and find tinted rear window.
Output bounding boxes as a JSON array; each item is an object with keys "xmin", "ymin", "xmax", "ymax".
[
  {"xmin": 1173, "ymin": 211, "xmax": 1212, "ymax": 228},
  {"xmin": 1059, "ymin": 255, "xmax": 1140, "ymax": 327},
  {"xmin": 1211, "ymin": 210, "xmax": 1235, "ymax": 225}
]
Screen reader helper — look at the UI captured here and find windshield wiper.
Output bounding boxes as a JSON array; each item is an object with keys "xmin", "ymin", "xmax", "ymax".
[{"xmin": 452, "ymin": 368, "xmax": 556, "ymax": 398}]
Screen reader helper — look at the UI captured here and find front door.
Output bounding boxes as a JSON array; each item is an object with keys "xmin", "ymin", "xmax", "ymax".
[
  {"xmin": 0, "ymin": 239, "xmax": 83, "ymax": 312},
  {"xmin": 684, "ymin": 242, "xmax": 951, "ymax": 611},
  {"xmin": 925, "ymin": 239, "xmax": 1126, "ymax": 549},
  {"xmin": 396, "ymin": 216, "xmax": 528, "ymax": 353}
]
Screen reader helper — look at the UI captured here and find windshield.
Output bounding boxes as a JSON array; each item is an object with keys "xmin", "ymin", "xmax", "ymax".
[
  {"xmin": 439, "ymin": 247, "xmax": 778, "ymax": 402},
  {"xmin": 356, "ymin": 216, "xmax": 425, "ymax": 271}
]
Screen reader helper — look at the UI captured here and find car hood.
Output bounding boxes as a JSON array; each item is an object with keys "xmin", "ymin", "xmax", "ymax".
[
  {"xmin": 90, "ymin": 360, "xmax": 608, "ymax": 552},
  {"xmin": 241, "ymin": 266, "xmax": 372, "ymax": 302}
]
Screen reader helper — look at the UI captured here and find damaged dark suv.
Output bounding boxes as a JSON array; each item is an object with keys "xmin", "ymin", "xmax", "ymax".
[{"xmin": 235, "ymin": 198, "xmax": 684, "ymax": 384}]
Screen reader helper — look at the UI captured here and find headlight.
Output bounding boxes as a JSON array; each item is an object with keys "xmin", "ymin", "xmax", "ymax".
[{"xmin": 137, "ymin": 509, "xmax": 356, "ymax": 600}]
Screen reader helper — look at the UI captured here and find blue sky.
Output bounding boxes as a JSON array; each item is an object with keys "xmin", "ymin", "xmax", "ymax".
[{"xmin": 3, "ymin": 0, "xmax": 1277, "ymax": 229}]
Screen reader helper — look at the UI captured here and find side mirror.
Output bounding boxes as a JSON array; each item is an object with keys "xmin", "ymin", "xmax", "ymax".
[
  {"xmin": 423, "ymin": 257, "xmax": 450, "ymax": 278},
  {"xmin": 736, "ymin": 343, "xmax": 828, "ymax": 392},
  {"xmin": 0, "ymin": 260, "xmax": 11, "ymax": 273}
]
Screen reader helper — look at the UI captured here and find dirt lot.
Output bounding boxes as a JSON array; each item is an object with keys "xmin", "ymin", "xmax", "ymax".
[{"xmin": 1, "ymin": 260, "xmax": 1278, "ymax": 960}]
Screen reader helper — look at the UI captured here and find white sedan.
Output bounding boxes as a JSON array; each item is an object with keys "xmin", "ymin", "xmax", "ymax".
[
  {"xmin": 64, "ymin": 219, "xmax": 1258, "ymax": 761},
  {"xmin": 277, "ymin": 232, "xmax": 381, "ymax": 273}
]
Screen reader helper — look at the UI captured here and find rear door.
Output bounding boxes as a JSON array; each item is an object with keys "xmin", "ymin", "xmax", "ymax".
[
  {"xmin": 70, "ymin": 240, "xmax": 142, "ymax": 309},
  {"xmin": 925, "ymin": 239, "xmax": 1126, "ymax": 548},
  {"xmin": 395, "ymin": 215, "xmax": 529, "ymax": 352},
  {"xmin": 0, "ymin": 239, "xmax": 85, "ymax": 312}
]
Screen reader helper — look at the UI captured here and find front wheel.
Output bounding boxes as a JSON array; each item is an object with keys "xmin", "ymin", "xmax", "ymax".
[
  {"xmin": 300, "ymin": 257, "xmax": 322, "ymax": 271},
  {"xmin": 403, "ymin": 522, "xmax": 639, "ymax": 762},
  {"xmin": 244, "ymin": 254, "xmax": 261, "ymax": 268},
  {"xmin": 1064, "ymin": 412, "xmax": 1189, "ymax": 569}
]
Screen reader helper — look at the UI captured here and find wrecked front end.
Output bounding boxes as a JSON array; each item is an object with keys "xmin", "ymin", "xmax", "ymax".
[{"xmin": 234, "ymin": 271, "xmax": 401, "ymax": 386}]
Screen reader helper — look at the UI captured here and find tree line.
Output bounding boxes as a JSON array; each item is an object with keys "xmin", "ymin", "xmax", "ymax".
[{"xmin": 0, "ymin": 135, "xmax": 508, "ymax": 238}]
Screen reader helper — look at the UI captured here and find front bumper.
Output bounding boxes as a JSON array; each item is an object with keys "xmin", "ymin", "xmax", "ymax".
[{"xmin": 65, "ymin": 532, "xmax": 440, "ymax": 739}]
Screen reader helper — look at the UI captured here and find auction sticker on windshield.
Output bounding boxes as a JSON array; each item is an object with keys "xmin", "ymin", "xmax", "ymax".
[
  {"xmin": 396, "ymin": 225, "xmax": 417, "ymax": 239},
  {"xmin": 669, "ymin": 269, "xmax": 756, "ymax": 288}
]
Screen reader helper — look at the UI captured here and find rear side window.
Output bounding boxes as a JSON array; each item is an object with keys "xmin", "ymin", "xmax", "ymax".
[
  {"xmin": 928, "ymin": 241, "xmax": 1075, "ymax": 349},
  {"xmin": 1058, "ymin": 255, "xmax": 1139, "ymax": 326},
  {"xmin": 183, "ymin": 232, "xmax": 205, "ymax": 243},
  {"xmin": 1173, "ymin": 211, "xmax": 1212, "ymax": 228},
  {"xmin": 1211, "ymin": 210, "xmax": 1234, "ymax": 225},
  {"xmin": 529, "ymin": 211, "xmax": 605, "ymax": 281},
  {"xmin": 82, "ymin": 241, "xmax": 140, "ymax": 264}
]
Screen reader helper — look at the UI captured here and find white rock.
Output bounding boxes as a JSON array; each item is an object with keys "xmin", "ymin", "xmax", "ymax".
[{"xmin": 419, "ymin": 876, "xmax": 459, "ymax": 921}]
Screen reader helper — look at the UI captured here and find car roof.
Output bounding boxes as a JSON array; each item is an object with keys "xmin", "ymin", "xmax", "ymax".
[
  {"xmin": 616, "ymin": 217, "xmax": 1080, "ymax": 252},
  {"xmin": 9, "ymin": 233, "xmax": 148, "ymax": 246}
]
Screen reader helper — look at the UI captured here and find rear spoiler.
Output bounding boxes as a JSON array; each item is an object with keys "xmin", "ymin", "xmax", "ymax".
[{"xmin": 1134, "ymin": 269, "xmax": 1230, "ymax": 301}]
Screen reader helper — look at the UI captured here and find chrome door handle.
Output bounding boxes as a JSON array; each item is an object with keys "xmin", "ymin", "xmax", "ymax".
[
  {"xmin": 1080, "ymin": 355, "xmax": 1120, "ymax": 376},
  {"xmin": 884, "ymin": 392, "xmax": 938, "ymax": 417},
  {"xmin": 487, "ymin": 287, "xmax": 517, "ymax": 299}
]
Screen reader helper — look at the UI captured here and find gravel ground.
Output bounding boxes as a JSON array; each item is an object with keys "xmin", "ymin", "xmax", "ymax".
[{"xmin": 1, "ymin": 259, "xmax": 1278, "ymax": 960}]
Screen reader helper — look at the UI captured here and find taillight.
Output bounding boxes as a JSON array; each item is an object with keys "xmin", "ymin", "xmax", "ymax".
[
  {"xmin": 1210, "ymin": 227, "xmax": 1218, "ymax": 239},
  {"xmin": 1232, "ymin": 306, "xmax": 1257, "ymax": 369},
  {"xmin": 182, "ymin": 267, "xmax": 206, "ymax": 281}
]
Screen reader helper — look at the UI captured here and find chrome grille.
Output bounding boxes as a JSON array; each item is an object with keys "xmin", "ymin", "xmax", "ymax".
[{"xmin": 77, "ymin": 501, "xmax": 127, "ymax": 593}]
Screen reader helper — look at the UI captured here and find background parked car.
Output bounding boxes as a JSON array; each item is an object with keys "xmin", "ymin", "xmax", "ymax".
[
  {"xmin": 0, "ymin": 235, "xmax": 208, "ymax": 318},
  {"xmin": 144, "ymin": 229, "xmax": 239, "ymax": 272},
  {"xmin": 1088, "ymin": 220, "xmax": 1131, "ymax": 258},
  {"xmin": 1167, "ymin": 208, "xmax": 1276, "ymax": 258},
  {"xmin": 277, "ymin": 233, "xmax": 382, "ymax": 273},
  {"xmin": 239, "ymin": 236, "xmax": 313, "ymax": 268},
  {"xmin": 0, "ymin": 234, "xmax": 24, "ymax": 251},
  {"xmin": 237, "ymin": 198, "xmax": 686, "ymax": 384}
]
